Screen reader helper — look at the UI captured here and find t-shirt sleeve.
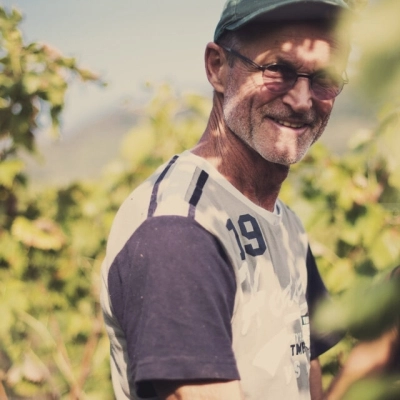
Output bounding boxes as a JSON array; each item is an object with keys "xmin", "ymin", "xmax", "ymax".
[
  {"xmin": 107, "ymin": 215, "xmax": 239, "ymax": 398},
  {"xmin": 306, "ymin": 246, "xmax": 343, "ymax": 359}
]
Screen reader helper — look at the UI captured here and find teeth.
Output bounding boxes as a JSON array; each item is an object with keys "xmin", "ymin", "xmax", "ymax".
[{"xmin": 275, "ymin": 119, "xmax": 304, "ymax": 129}]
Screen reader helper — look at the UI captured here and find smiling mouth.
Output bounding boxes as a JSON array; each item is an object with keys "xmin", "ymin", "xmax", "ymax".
[{"xmin": 270, "ymin": 117, "xmax": 307, "ymax": 129}]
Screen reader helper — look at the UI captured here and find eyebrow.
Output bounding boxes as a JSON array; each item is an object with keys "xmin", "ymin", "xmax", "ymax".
[{"xmin": 273, "ymin": 56, "xmax": 338, "ymax": 75}]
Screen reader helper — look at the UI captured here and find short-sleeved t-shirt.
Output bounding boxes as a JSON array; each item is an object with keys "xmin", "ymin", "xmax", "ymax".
[{"xmin": 101, "ymin": 151, "xmax": 339, "ymax": 400}]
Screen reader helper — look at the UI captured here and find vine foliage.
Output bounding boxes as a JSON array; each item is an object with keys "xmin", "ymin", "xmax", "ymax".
[{"xmin": 0, "ymin": 1, "xmax": 399, "ymax": 399}]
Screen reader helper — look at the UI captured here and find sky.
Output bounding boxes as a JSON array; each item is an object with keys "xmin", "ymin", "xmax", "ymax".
[{"xmin": 1, "ymin": 0, "xmax": 227, "ymax": 135}]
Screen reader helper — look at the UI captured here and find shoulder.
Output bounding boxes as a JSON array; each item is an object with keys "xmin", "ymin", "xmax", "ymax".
[{"xmin": 105, "ymin": 153, "xmax": 208, "ymax": 260}]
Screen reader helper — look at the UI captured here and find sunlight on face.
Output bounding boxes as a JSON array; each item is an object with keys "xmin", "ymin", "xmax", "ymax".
[
  {"xmin": 281, "ymin": 38, "xmax": 333, "ymax": 65},
  {"xmin": 222, "ymin": 21, "xmax": 348, "ymax": 166}
]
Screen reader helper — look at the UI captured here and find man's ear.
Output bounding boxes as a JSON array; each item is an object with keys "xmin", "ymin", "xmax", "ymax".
[{"xmin": 204, "ymin": 42, "xmax": 228, "ymax": 94}]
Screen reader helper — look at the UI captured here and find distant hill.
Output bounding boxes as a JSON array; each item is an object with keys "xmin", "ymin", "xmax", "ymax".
[
  {"xmin": 24, "ymin": 107, "xmax": 139, "ymax": 187},
  {"xmin": 25, "ymin": 90, "xmax": 375, "ymax": 188}
]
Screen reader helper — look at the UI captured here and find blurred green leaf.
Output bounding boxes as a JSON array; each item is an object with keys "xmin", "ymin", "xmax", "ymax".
[
  {"xmin": 314, "ymin": 278, "xmax": 400, "ymax": 340},
  {"xmin": 11, "ymin": 216, "xmax": 66, "ymax": 250},
  {"xmin": 0, "ymin": 158, "xmax": 24, "ymax": 188},
  {"xmin": 342, "ymin": 377, "xmax": 400, "ymax": 400}
]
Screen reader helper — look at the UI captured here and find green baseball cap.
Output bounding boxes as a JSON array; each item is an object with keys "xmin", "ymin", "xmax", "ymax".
[{"xmin": 214, "ymin": 0, "xmax": 351, "ymax": 41}]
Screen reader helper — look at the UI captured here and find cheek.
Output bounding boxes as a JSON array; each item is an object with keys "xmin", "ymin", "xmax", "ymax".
[
  {"xmin": 317, "ymin": 99, "xmax": 334, "ymax": 116},
  {"xmin": 224, "ymin": 79, "xmax": 254, "ymax": 115},
  {"xmin": 226, "ymin": 69, "xmax": 264, "ymax": 98}
]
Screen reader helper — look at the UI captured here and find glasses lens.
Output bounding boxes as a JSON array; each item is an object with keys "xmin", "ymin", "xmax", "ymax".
[
  {"xmin": 262, "ymin": 64, "xmax": 345, "ymax": 100},
  {"xmin": 311, "ymin": 71, "xmax": 344, "ymax": 100},
  {"xmin": 262, "ymin": 64, "xmax": 297, "ymax": 93}
]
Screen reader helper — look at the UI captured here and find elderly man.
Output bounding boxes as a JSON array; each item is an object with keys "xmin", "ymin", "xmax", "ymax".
[{"xmin": 101, "ymin": 0, "xmax": 352, "ymax": 399}]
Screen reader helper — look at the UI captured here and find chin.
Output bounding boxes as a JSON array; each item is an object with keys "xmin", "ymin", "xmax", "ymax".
[
  {"xmin": 273, "ymin": 157, "xmax": 303, "ymax": 166},
  {"xmin": 252, "ymin": 135, "xmax": 314, "ymax": 165},
  {"xmin": 257, "ymin": 146, "xmax": 309, "ymax": 166}
]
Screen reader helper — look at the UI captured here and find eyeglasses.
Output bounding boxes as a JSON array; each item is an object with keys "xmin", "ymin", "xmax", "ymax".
[{"xmin": 220, "ymin": 45, "xmax": 348, "ymax": 101}]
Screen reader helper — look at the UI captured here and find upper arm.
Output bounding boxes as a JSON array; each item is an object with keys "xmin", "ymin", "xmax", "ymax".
[
  {"xmin": 108, "ymin": 216, "xmax": 239, "ymax": 398},
  {"xmin": 153, "ymin": 380, "xmax": 244, "ymax": 400}
]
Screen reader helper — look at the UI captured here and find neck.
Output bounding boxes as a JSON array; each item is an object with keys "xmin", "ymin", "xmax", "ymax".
[{"xmin": 191, "ymin": 93, "xmax": 289, "ymax": 212}]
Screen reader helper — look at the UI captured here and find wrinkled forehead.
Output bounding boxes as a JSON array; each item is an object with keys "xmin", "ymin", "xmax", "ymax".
[
  {"xmin": 236, "ymin": 20, "xmax": 351, "ymax": 65},
  {"xmin": 238, "ymin": 19, "xmax": 346, "ymax": 44}
]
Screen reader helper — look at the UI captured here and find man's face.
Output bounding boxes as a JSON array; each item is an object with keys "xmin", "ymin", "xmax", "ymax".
[{"xmin": 222, "ymin": 21, "xmax": 348, "ymax": 166}]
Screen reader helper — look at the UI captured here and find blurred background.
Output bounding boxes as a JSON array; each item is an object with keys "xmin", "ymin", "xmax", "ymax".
[
  {"xmin": 2, "ymin": 0, "xmax": 225, "ymax": 185},
  {"xmin": 0, "ymin": 0, "xmax": 399, "ymax": 399},
  {"xmin": 1, "ymin": 0, "xmax": 374, "ymax": 185}
]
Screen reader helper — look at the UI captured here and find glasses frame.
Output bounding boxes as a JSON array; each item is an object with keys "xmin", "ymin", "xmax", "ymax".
[{"xmin": 219, "ymin": 45, "xmax": 349, "ymax": 100}]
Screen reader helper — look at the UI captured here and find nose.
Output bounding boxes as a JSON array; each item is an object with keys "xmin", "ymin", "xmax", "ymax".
[{"xmin": 281, "ymin": 77, "xmax": 313, "ymax": 113}]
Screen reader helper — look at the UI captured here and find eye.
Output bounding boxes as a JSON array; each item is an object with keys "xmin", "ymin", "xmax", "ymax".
[
  {"xmin": 314, "ymin": 70, "xmax": 342, "ymax": 88},
  {"xmin": 264, "ymin": 64, "xmax": 282, "ymax": 73},
  {"xmin": 263, "ymin": 64, "xmax": 296, "ymax": 80}
]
